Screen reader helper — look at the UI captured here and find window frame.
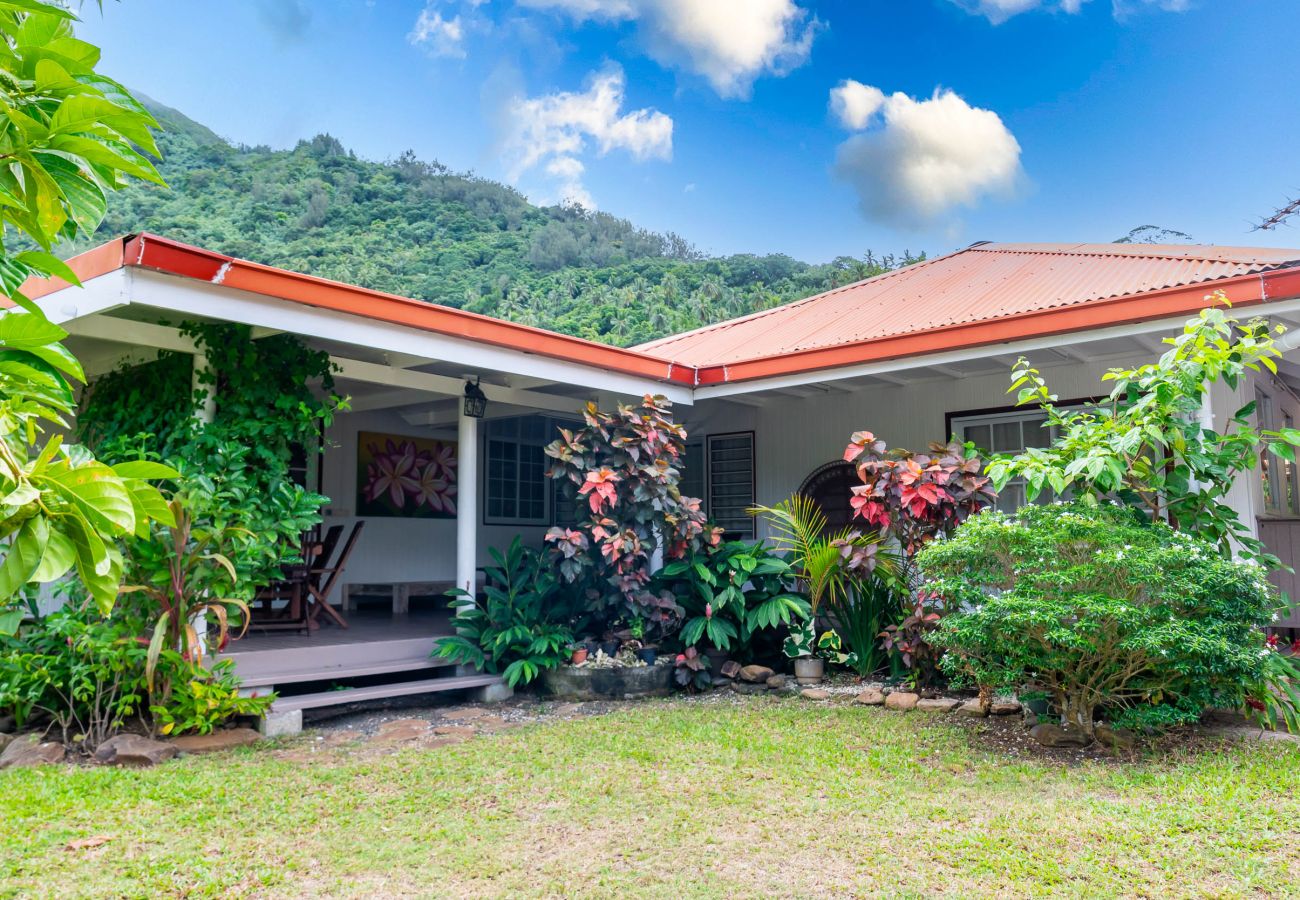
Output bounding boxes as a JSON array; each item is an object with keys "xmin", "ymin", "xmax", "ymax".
[
  {"xmin": 706, "ymin": 430, "xmax": 756, "ymax": 540},
  {"xmin": 947, "ymin": 401, "xmax": 1093, "ymax": 514},
  {"xmin": 481, "ymin": 414, "xmax": 579, "ymax": 527}
]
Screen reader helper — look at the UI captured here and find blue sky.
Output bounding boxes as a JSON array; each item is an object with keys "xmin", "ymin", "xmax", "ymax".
[{"xmin": 76, "ymin": 0, "xmax": 1300, "ymax": 262}]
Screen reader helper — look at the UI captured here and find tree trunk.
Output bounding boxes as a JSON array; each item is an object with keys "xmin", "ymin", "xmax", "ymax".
[{"xmin": 1058, "ymin": 689, "xmax": 1096, "ymax": 740}]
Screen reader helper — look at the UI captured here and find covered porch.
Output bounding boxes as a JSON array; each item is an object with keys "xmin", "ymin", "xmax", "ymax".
[{"xmin": 37, "ymin": 234, "xmax": 694, "ymax": 713}]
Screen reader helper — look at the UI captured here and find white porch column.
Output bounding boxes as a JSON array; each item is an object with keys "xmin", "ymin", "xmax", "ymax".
[
  {"xmin": 191, "ymin": 352, "xmax": 216, "ymax": 652},
  {"xmin": 192, "ymin": 352, "xmax": 216, "ymax": 424},
  {"xmin": 456, "ymin": 406, "xmax": 479, "ymax": 598}
]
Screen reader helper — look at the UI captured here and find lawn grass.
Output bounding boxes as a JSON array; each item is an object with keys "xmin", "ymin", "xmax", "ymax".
[{"xmin": 3, "ymin": 698, "xmax": 1299, "ymax": 898}]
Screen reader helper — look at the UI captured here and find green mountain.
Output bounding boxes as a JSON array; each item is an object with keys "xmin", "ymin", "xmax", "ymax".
[{"xmin": 69, "ymin": 100, "xmax": 922, "ymax": 346}]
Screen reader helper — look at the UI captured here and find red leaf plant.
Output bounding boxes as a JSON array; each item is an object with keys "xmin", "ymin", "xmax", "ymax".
[
  {"xmin": 545, "ymin": 395, "xmax": 722, "ymax": 627},
  {"xmin": 844, "ymin": 431, "xmax": 996, "ymax": 560}
]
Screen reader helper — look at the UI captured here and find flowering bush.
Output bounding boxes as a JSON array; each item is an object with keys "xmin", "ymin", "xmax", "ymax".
[
  {"xmin": 922, "ymin": 502, "xmax": 1278, "ymax": 740},
  {"xmin": 844, "ymin": 433, "xmax": 995, "ymax": 559},
  {"xmin": 545, "ymin": 395, "xmax": 721, "ymax": 628}
]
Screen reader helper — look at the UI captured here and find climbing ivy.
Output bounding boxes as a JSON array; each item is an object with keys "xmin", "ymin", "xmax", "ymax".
[{"xmin": 78, "ymin": 323, "xmax": 346, "ymax": 594}]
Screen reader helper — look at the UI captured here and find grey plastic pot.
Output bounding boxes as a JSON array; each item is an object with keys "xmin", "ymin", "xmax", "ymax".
[{"xmin": 793, "ymin": 657, "xmax": 825, "ymax": 685}]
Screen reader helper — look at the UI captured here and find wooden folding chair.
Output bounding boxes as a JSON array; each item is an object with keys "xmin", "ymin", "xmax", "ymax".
[{"xmin": 306, "ymin": 521, "xmax": 366, "ymax": 629}]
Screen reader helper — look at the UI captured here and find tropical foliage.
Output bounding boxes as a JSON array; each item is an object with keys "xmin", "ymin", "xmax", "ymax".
[
  {"xmin": 987, "ymin": 298, "xmax": 1300, "ymax": 565},
  {"xmin": 50, "ymin": 98, "xmax": 924, "ymax": 347},
  {"xmin": 78, "ymin": 324, "xmax": 342, "ymax": 594},
  {"xmin": 434, "ymin": 537, "xmax": 574, "ymax": 688},
  {"xmin": 0, "ymin": 1, "xmax": 174, "ymax": 632},
  {"xmin": 923, "ymin": 503, "xmax": 1279, "ymax": 739},
  {"xmin": 750, "ymin": 494, "xmax": 895, "ymax": 664},
  {"xmin": 652, "ymin": 540, "xmax": 809, "ymax": 656},
  {"xmin": 844, "ymin": 432, "xmax": 996, "ymax": 561},
  {"xmin": 544, "ymin": 395, "xmax": 720, "ymax": 629}
]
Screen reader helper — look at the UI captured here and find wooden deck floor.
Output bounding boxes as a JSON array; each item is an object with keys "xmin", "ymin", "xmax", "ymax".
[{"xmin": 220, "ymin": 609, "xmax": 457, "ymax": 689}]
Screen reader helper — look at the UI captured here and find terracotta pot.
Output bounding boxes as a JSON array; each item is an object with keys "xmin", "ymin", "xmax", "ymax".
[
  {"xmin": 570, "ymin": 648, "xmax": 588, "ymax": 665},
  {"xmin": 794, "ymin": 657, "xmax": 825, "ymax": 685}
]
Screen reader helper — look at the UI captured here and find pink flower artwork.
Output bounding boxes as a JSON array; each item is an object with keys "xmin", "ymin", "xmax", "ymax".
[{"xmin": 357, "ymin": 431, "xmax": 458, "ymax": 518}]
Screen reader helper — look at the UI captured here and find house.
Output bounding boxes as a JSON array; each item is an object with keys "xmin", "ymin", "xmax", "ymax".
[{"xmin": 25, "ymin": 234, "xmax": 1300, "ymax": 730}]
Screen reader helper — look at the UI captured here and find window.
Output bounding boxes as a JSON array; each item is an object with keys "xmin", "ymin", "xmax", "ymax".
[
  {"xmin": 484, "ymin": 414, "xmax": 582, "ymax": 525},
  {"xmin": 707, "ymin": 432, "xmax": 755, "ymax": 539},
  {"xmin": 485, "ymin": 416, "xmax": 549, "ymax": 525},
  {"xmin": 950, "ymin": 408, "xmax": 1053, "ymax": 513},
  {"xmin": 1259, "ymin": 391, "xmax": 1300, "ymax": 516}
]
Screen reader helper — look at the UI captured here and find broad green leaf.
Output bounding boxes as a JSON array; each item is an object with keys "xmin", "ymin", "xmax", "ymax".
[
  {"xmin": 0, "ymin": 515, "xmax": 46, "ymax": 598},
  {"xmin": 44, "ymin": 460, "xmax": 135, "ymax": 535},
  {"xmin": 111, "ymin": 460, "xmax": 181, "ymax": 480},
  {"xmin": 0, "ymin": 310, "xmax": 67, "ymax": 349},
  {"xmin": 29, "ymin": 524, "xmax": 73, "ymax": 582},
  {"xmin": 0, "ymin": 608, "xmax": 22, "ymax": 636}
]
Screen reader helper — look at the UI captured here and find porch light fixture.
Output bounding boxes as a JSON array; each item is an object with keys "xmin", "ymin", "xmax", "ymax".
[{"xmin": 462, "ymin": 378, "xmax": 488, "ymax": 419}]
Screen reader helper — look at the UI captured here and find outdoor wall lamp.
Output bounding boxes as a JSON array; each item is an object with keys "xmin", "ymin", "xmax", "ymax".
[{"xmin": 462, "ymin": 378, "xmax": 488, "ymax": 418}]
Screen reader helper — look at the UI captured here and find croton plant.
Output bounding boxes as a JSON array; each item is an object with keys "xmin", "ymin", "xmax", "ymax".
[
  {"xmin": 544, "ymin": 395, "xmax": 722, "ymax": 625},
  {"xmin": 844, "ymin": 432, "xmax": 996, "ymax": 558}
]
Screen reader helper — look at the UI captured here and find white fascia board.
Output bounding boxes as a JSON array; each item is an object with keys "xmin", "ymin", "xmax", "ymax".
[
  {"xmin": 694, "ymin": 295, "xmax": 1300, "ymax": 400},
  {"xmin": 23, "ymin": 269, "xmax": 130, "ymax": 324},
  {"xmin": 125, "ymin": 269, "xmax": 693, "ymax": 405}
]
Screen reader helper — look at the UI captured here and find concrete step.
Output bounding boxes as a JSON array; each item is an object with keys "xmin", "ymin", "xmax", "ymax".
[
  {"xmin": 270, "ymin": 674, "xmax": 504, "ymax": 713},
  {"xmin": 223, "ymin": 636, "xmax": 451, "ymax": 688}
]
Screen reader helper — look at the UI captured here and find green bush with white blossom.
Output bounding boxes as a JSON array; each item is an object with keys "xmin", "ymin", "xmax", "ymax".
[{"xmin": 921, "ymin": 503, "xmax": 1278, "ymax": 739}]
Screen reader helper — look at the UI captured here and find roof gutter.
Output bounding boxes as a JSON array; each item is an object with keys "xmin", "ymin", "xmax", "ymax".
[
  {"xmin": 107, "ymin": 234, "xmax": 697, "ymax": 387},
  {"xmin": 693, "ymin": 264, "xmax": 1300, "ymax": 386}
]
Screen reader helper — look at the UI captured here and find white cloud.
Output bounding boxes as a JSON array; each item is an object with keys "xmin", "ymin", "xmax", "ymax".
[
  {"xmin": 410, "ymin": 6, "xmax": 468, "ymax": 57},
  {"xmin": 520, "ymin": 0, "xmax": 818, "ymax": 98},
  {"xmin": 948, "ymin": 0, "xmax": 1190, "ymax": 23},
  {"xmin": 832, "ymin": 85, "xmax": 1023, "ymax": 230},
  {"xmin": 504, "ymin": 65, "xmax": 673, "ymax": 208},
  {"xmin": 829, "ymin": 80, "xmax": 885, "ymax": 130}
]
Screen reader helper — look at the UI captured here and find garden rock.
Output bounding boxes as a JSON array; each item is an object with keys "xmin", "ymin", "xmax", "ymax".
[
  {"xmin": 739, "ymin": 665, "xmax": 774, "ymax": 683},
  {"xmin": 731, "ymin": 680, "xmax": 769, "ymax": 696},
  {"xmin": 0, "ymin": 733, "xmax": 14, "ymax": 753},
  {"xmin": 442, "ymin": 707, "xmax": 490, "ymax": 722},
  {"xmin": 1029, "ymin": 723, "xmax": 1091, "ymax": 748},
  {"xmin": 1094, "ymin": 725, "xmax": 1137, "ymax": 751},
  {"xmin": 991, "ymin": 700, "xmax": 1022, "ymax": 716},
  {"xmin": 800, "ymin": 688, "xmax": 830, "ymax": 700},
  {"xmin": 917, "ymin": 698, "xmax": 961, "ymax": 713},
  {"xmin": 432, "ymin": 725, "xmax": 476, "ymax": 737},
  {"xmin": 171, "ymin": 727, "xmax": 262, "ymax": 754},
  {"xmin": 720, "ymin": 660, "xmax": 741, "ymax": 679},
  {"xmin": 958, "ymin": 699, "xmax": 988, "ymax": 717},
  {"xmin": 766, "ymin": 675, "xmax": 787, "ymax": 689},
  {"xmin": 0, "ymin": 734, "xmax": 65, "ymax": 769},
  {"xmin": 712, "ymin": 677, "xmax": 733, "ymax": 690},
  {"xmin": 855, "ymin": 689, "xmax": 885, "ymax": 706},
  {"xmin": 885, "ymin": 692, "xmax": 919, "ymax": 711},
  {"xmin": 374, "ymin": 719, "xmax": 431, "ymax": 742},
  {"xmin": 94, "ymin": 734, "xmax": 178, "ymax": 767}
]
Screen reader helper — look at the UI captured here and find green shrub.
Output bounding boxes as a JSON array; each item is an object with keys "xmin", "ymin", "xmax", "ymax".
[
  {"xmin": 149, "ymin": 657, "xmax": 273, "ymax": 737},
  {"xmin": 922, "ymin": 503, "xmax": 1277, "ymax": 738},
  {"xmin": 434, "ymin": 537, "xmax": 574, "ymax": 687},
  {"xmin": 652, "ymin": 540, "xmax": 808, "ymax": 657},
  {"xmin": 0, "ymin": 605, "xmax": 149, "ymax": 747},
  {"xmin": 0, "ymin": 601, "xmax": 272, "ymax": 747}
]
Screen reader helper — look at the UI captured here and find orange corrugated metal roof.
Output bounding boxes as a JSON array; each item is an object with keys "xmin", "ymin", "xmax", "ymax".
[
  {"xmin": 23, "ymin": 236, "xmax": 1300, "ymax": 389},
  {"xmin": 637, "ymin": 242, "xmax": 1300, "ymax": 369}
]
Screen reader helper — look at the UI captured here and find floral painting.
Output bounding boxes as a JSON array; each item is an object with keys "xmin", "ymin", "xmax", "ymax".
[{"xmin": 356, "ymin": 431, "xmax": 457, "ymax": 518}]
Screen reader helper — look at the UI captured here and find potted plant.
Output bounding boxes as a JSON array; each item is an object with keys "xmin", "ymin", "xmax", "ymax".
[
  {"xmin": 627, "ymin": 618, "xmax": 658, "ymax": 664},
  {"xmin": 570, "ymin": 644, "xmax": 589, "ymax": 665}
]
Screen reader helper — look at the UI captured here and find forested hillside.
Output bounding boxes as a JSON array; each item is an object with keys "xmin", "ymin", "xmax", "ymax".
[{"xmin": 63, "ymin": 99, "xmax": 922, "ymax": 346}]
